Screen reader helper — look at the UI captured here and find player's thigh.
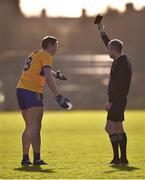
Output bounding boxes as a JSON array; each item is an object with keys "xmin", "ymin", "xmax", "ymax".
[
  {"xmin": 21, "ymin": 107, "xmax": 43, "ymax": 128},
  {"xmin": 28, "ymin": 107, "xmax": 44, "ymax": 128},
  {"xmin": 21, "ymin": 109, "xmax": 32, "ymax": 128}
]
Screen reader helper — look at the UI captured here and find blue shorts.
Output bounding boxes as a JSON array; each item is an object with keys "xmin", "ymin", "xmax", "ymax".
[{"xmin": 16, "ymin": 88, "xmax": 43, "ymax": 110}]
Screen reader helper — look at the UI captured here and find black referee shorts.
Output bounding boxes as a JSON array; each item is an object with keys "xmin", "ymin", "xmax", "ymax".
[{"xmin": 107, "ymin": 98, "xmax": 127, "ymax": 122}]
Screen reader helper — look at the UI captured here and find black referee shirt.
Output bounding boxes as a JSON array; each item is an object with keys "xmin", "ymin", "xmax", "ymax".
[{"xmin": 101, "ymin": 32, "xmax": 132, "ymax": 103}]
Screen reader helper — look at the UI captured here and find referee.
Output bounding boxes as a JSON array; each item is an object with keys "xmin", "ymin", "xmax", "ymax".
[{"xmin": 97, "ymin": 22, "xmax": 132, "ymax": 165}]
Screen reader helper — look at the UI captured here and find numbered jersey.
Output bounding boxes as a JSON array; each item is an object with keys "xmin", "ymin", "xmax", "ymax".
[{"xmin": 17, "ymin": 50, "xmax": 53, "ymax": 93}]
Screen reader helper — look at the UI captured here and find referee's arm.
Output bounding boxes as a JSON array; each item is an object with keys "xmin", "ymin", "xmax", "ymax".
[{"xmin": 98, "ymin": 23, "xmax": 110, "ymax": 47}]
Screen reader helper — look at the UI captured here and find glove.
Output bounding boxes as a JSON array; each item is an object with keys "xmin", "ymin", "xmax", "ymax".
[
  {"xmin": 94, "ymin": 14, "xmax": 103, "ymax": 24},
  {"xmin": 56, "ymin": 70, "xmax": 67, "ymax": 80},
  {"xmin": 55, "ymin": 95, "xmax": 70, "ymax": 109}
]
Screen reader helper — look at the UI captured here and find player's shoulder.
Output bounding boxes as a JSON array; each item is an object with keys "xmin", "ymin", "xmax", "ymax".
[
  {"xmin": 40, "ymin": 49, "xmax": 52, "ymax": 59},
  {"xmin": 29, "ymin": 50, "xmax": 40, "ymax": 57},
  {"xmin": 31, "ymin": 50, "xmax": 52, "ymax": 62}
]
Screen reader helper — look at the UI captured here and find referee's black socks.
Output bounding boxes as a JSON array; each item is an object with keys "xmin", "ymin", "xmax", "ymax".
[
  {"xmin": 118, "ymin": 133, "xmax": 127, "ymax": 160},
  {"xmin": 109, "ymin": 134, "xmax": 119, "ymax": 160}
]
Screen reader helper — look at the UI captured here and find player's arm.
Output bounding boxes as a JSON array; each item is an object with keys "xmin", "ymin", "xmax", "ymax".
[
  {"xmin": 51, "ymin": 69, "xmax": 67, "ymax": 80},
  {"xmin": 44, "ymin": 67, "xmax": 60, "ymax": 97},
  {"xmin": 44, "ymin": 67, "xmax": 71, "ymax": 109}
]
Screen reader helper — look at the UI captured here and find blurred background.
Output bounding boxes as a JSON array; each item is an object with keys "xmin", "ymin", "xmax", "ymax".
[{"xmin": 0, "ymin": 0, "xmax": 145, "ymax": 111}]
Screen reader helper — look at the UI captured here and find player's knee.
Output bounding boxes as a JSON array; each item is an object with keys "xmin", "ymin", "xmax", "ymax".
[
  {"xmin": 105, "ymin": 125, "xmax": 109, "ymax": 134},
  {"xmin": 30, "ymin": 125, "xmax": 41, "ymax": 135},
  {"xmin": 38, "ymin": 123, "xmax": 42, "ymax": 130},
  {"xmin": 23, "ymin": 128, "xmax": 31, "ymax": 137},
  {"xmin": 36, "ymin": 123, "xmax": 41, "ymax": 131}
]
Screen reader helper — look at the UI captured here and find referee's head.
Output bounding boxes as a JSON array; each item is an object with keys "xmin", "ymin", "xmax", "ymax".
[
  {"xmin": 108, "ymin": 39, "xmax": 123, "ymax": 59},
  {"xmin": 42, "ymin": 36, "xmax": 58, "ymax": 55}
]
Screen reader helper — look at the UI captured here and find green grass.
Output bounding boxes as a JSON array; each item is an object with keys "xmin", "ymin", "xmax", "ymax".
[{"xmin": 0, "ymin": 110, "xmax": 145, "ymax": 179}]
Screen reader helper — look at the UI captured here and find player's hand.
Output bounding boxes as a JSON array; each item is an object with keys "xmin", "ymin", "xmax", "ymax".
[
  {"xmin": 105, "ymin": 102, "xmax": 112, "ymax": 111},
  {"xmin": 55, "ymin": 95, "xmax": 71, "ymax": 109},
  {"xmin": 55, "ymin": 70, "xmax": 67, "ymax": 80}
]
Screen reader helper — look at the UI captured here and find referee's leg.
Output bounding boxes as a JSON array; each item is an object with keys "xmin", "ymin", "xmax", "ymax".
[
  {"xmin": 105, "ymin": 120, "xmax": 120, "ymax": 164},
  {"xmin": 115, "ymin": 122, "xmax": 128, "ymax": 164}
]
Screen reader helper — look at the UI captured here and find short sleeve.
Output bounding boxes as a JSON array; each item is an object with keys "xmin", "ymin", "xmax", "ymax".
[{"xmin": 42, "ymin": 53, "xmax": 53, "ymax": 68}]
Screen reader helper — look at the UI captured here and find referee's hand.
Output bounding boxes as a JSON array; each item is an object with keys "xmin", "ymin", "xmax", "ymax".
[
  {"xmin": 105, "ymin": 102, "xmax": 112, "ymax": 111},
  {"xmin": 98, "ymin": 23, "xmax": 105, "ymax": 33}
]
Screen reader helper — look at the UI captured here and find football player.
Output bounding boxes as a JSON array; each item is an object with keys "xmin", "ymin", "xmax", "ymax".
[{"xmin": 16, "ymin": 36, "xmax": 71, "ymax": 166}]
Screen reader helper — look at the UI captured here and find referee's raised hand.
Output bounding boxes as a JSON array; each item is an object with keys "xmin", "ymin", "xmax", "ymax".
[{"xmin": 98, "ymin": 23, "xmax": 105, "ymax": 33}]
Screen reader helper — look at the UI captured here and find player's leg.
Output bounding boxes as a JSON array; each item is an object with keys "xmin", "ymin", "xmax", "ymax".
[
  {"xmin": 16, "ymin": 88, "xmax": 32, "ymax": 165},
  {"xmin": 27, "ymin": 106, "xmax": 47, "ymax": 165},
  {"xmin": 105, "ymin": 120, "xmax": 120, "ymax": 164},
  {"xmin": 21, "ymin": 109, "xmax": 32, "ymax": 165},
  {"xmin": 28, "ymin": 107, "xmax": 43, "ymax": 152},
  {"xmin": 115, "ymin": 122, "xmax": 128, "ymax": 165},
  {"xmin": 16, "ymin": 89, "xmax": 46, "ymax": 165}
]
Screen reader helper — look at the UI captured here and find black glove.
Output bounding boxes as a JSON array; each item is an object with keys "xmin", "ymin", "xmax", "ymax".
[
  {"xmin": 56, "ymin": 70, "xmax": 67, "ymax": 80},
  {"xmin": 94, "ymin": 14, "xmax": 103, "ymax": 24},
  {"xmin": 55, "ymin": 95, "xmax": 70, "ymax": 109}
]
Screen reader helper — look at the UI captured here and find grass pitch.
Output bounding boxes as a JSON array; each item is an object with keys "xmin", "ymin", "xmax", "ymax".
[{"xmin": 0, "ymin": 110, "xmax": 145, "ymax": 179}]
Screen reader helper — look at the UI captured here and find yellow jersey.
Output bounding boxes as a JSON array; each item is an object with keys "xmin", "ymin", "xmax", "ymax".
[{"xmin": 17, "ymin": 50, "xmax": 53, "ymax": 93}]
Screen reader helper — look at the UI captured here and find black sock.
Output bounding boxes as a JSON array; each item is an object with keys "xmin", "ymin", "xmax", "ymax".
[
  {"xmin": 34, "ymin": 153, "xmax": 40, "ymax": 162},
  {"xmin": 118, "ymin": 133, "xmax": 127, "ymax": 160},
  {"xmin": 23, "ymin": 154, "xmax": 29, "ymax": 161},
  {"xmin": 109, "ymin": 134, "xmax": 119, "ymax": 160}
]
